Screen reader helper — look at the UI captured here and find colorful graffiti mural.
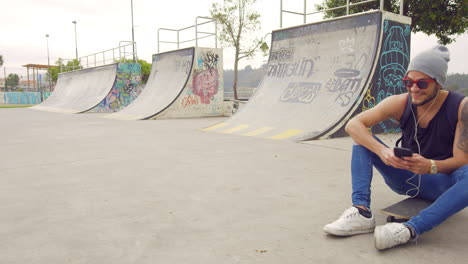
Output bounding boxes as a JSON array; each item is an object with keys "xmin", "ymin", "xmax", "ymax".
[
  {"xmin": 370, "ymin": 20, "xmax": 410, "ymax": 134},
  {"xmin": 328, "ymin": 19, "xmax": 410, "ymax": 138},
  {"xmin": 182, "ymin": 51, "xmax": 220, "ymax": 108},
  {"xmin": 93, "ymin": 63, "xmax": 142, "ymax": 112}
]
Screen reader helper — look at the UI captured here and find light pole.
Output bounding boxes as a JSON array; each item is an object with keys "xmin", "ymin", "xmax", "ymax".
[
  {"xmin": 72, "ymin": 21, "xmax": 78, "ymax": 60},
  {"xmin": 46, "ymin": 34, "xmax": 52, "ymax": 92},
  {"xmin": 3, "ymin": 67, "xmax": 6, "ymax": 92},
  {"xmin": 131, "ymin": 0, "xmax": 136, "ymax": 62}
]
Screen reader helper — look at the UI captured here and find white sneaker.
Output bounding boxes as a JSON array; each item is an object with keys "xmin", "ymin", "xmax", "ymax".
[
  {"xmin": 323, "ymin": 206, "xmax": 376, "ymax": 236},
  {"xmin": 374, "ymin": 223, "xmax": 411, "ymax": 250}
]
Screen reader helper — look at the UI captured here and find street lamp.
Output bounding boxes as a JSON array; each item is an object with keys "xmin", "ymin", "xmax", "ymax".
[
  {"xmin": 72, "ymin": 21, "xmax": 78, "ymax": 60},
  {"xmin": 46, "ymin": 34, "xmax": 51, "ymax": 92},
  {"xmin": 131, "ymin": 0, "xmax": 136, "ymax": 62}
]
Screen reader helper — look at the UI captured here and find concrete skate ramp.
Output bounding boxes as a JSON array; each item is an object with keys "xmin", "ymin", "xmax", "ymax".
[
  {"xmin": 31, "ymin": 64, "xmax": 119, "ymax": 113},
  {"xmin": 105, "ymin": 48, "xmax": 194, "ymax": 120},
  {"xmin": 106, "ymin": 47, "xmax": 224, "ymax": 120},
  {"xmin": 87, "ymin": 63, "xmax": 143, "ymax": 113},
  {"xmin": 204, "ymin": 12, "xmax": 383, "ymax": 141}
]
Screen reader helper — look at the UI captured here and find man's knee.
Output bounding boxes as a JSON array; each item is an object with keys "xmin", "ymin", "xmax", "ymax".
[
  {"xmin": 452, "ymin": 165, "xmax": 468, "ymax": 204},
  {"xmin": 453, "ymin": 165, "xmax": 468, "ymax": 182}
]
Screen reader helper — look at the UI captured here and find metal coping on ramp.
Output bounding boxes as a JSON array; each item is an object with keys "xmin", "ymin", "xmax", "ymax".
[
  {"xmin": 105, "ymin": 46, "xmax": 224, "ymax": 120},
  {"xmin": 203, "ymin": 11, "xmax": 411, "ymax": 141},
  {"xmin": 31, "ymin": 63, "xmax": 142, "ymax": 114}
]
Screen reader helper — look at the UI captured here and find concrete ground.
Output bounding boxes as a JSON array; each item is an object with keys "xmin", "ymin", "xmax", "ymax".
[{"xmin": 1, "ymin": 108, "xmax": 466, "ymax": 264}]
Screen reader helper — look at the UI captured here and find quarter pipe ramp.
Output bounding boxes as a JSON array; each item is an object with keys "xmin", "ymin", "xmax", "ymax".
[
  {"xmin": 31, "ymin": 63, "xmax": 142, "ymax": 114},
  {"xmin": 106, "ymin": 47, "xmax": 224, "ymax": 120},
  {"xmin": 203, "ymin": 11, "xmax": 411, "ymax": 141}
]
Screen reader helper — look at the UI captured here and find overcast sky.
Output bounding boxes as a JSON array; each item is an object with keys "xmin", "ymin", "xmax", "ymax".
[{"xmin": 1, "ymin": 0, "xmax": 467, "ymax": 78}]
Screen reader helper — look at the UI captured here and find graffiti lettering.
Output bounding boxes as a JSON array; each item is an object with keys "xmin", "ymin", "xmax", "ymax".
[
  {"xmin": 182, "ymin": 94, "xmax": 199, "ymax": 108},
  {"xmin": 334, "ymin": 68, "xmax": 360, "ymax": 78},
  {"xmin": 339, "ymin": 38, "xmax": 355, "ymax": 53},
  {"xmin": 176, "ymin": 59, "xmax": 192, "ymax": 74},
  {"xmin": 326, "ymin": 77, "xmax": 362, "ymax": 106},
  {"xmin": 390, "ymin": 41, "xmax": 403, "ymax": 52},
  {"xmin": 122, "ymin": 80, "xmax": 136, "ymax": 93},
  {"xmin": 353, "ymin": 53, "xmax": 368, "ymax": 74},
  {"xmin": 267, "ymin": 58, "xmax": 314, "ymax": 79},
  {"xmin": 331, "ymin": 52, "xmax": 368, "ymax": 74},
  {"xmin": 201, "ymin": 51, "xmax": 219, "ymax": 70},
  {"xmin": 96, "ymin": 63, "xmax": 142, "ymax": 112},
  {"xmin": 270, "ymin": 48, "xmax": 295, "ymax": 62},
  {"xmin": 280, "ymin": 82, "xmax": 321, "ymax": 104}
]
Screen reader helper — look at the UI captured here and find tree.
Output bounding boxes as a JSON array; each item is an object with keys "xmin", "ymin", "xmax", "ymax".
[
  {"xmin": 447, "ymin": 73, "xmax": 468, "ymax": 89},
  {"xmin": 316, "ymin": 0, "xmax": 467, "ymax": 45},
  {"xmin": 210, "ymin": 0, "xmax": 269, "ymax": 100},
  {"xmin": 0, "ymin": 55, "xmax": 6, "ymax": 92},
  {"xmin": 6, "ymin": 73, "xmax": 20, "ymax": 90},
  {"xmin": 446, "ymin": 73, "xmax": 468, "ymax": 96},
  {"xmin": 46, "ymin": 59, "xmax": 82, "ymax": 83},
  {"xmin": 115, "ymin": 58, "xmax": 152, "ymax": 84},
  {"xmin": 0, "ymin": 55, "xmax": 4, "ymax": 91},
  {"xmin": 137, "ymin": 60, "xmax": 151, "ymax": 84}
]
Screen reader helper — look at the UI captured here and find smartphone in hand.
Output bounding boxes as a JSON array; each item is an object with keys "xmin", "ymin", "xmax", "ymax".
[{"xmin": 394, "ymin": 147, "xmax": 413, "ymax": 158}]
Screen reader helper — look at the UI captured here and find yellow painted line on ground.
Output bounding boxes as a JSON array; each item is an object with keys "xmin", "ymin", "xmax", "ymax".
[
  {"xmin": 242, "ymin": 127, "xmax": 274, "ymax": 137},
  {"xmin": 220, "ymin": 124, "xmax": 249, "ymax": 134},
  {"xmin": 269, "ymin": 129, "xmax": 304, "ymax": 140},
  {"xmin": 200, "ymin": 122, "xmax": 229, "ymax": 131}
]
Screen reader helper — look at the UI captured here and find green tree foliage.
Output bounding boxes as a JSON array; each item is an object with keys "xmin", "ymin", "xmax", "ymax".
[
  {"xmin": 46, "ymin": 59, "xmax": 82, "ymax": 83},
  {"xmin": 0, "ymin": 54, "xmax": 4, "ymax": 91},
  {"xmin": 210, "ymin": 0, "xmax": 269, "ymax": 99},
  {"xmin": 6, "ymin": 73, "xmax": 20, "ymax": 90},
  {"xmin": 224, "ymin": 64, "xmax": 266, "ymax": 90},
  {"xmin": 316, "ymin": 0, "xmax": 467, "ymax": 44},
  {"xmin": 114, "ymin": 58, "xmax": 151, "ymax": 84},
  {"xmin": 47, "ymin": 66, "xmax": 60, "ymax": 83},
  {"xmin": 446, "ymin": 73, "xmax": 468, "ymax": 95}
]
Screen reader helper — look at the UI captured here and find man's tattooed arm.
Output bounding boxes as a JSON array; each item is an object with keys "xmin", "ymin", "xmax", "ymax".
[{"xmin": 457, "ymin": 101, "xmax": 468, "ymax": 153}]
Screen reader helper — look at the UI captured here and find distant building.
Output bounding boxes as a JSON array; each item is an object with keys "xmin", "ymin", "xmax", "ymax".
[
  {"xmin": 19, "ymin": 80, "xmax": 37, "ymax": 91},
  {"xmin": 0, "ymin": 77, "xmax": 51, "ymax": 92}
]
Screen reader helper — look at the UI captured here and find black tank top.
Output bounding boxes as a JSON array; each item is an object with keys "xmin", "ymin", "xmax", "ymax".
[{"xmin": 399, "ymin": 91, "xmax": 465, "ymax": 160}]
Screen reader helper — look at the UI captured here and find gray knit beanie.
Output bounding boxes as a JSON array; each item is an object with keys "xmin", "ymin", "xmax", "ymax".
[{"xmin": 406, "ymin": 45, "xmax": 450, "ymax": 87}]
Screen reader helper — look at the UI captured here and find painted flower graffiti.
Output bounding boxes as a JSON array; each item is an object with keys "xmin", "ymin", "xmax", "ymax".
[{"xmin": 192, "ymin": 68, "xmax": 219, "ymax": 104}]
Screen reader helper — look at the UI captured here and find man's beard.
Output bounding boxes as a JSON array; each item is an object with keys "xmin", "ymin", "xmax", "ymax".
[{"xmin": 411, "ymin": 89, "xmax": 439, "ymax": 106}]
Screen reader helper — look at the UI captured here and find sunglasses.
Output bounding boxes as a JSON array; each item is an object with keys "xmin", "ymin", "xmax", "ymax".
[{"xmin": 402, "ymin": 77, "xmax": 436, "ymax": 89}]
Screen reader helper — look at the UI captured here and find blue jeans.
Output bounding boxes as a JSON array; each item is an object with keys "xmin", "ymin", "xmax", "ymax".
[{"xmin": 351, "ymin": 140, "xmax": 468, "ymax": 235}]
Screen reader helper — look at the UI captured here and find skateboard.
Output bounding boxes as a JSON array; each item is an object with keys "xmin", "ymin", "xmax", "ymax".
[{"xmin": 380, "ymin": 198, "xmax": 432, "ymax": 223}]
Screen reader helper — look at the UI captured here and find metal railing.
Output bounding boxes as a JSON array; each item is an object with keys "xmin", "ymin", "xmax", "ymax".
[
  {"xmin": 58, "ymin": 41, "xmax": 138, "ymax": 72},
  {"xmin": 280, "ymin": 0, "xmax": 405, "ymax": 27},
  {"xmin": 157, "ymin": 16, "xmax": 217, "ymax": 53}
]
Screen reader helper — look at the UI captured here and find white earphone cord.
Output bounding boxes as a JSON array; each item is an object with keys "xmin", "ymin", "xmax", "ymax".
[{"xmin": 406, "ymin": 92, "xmax": 439, "ymax": 197}]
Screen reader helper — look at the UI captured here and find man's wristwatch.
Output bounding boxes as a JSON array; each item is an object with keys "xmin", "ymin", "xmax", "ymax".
[{"xmin": 429, "ymin": 159, "xmax": 438, "ymax": 174}]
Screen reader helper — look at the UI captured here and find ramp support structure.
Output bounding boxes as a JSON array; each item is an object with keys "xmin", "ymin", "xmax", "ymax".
[
  {"xmin": 58, "ymin": 41, "xmax": 137, "ymax": 72},
  {"xmin": 280, "ymin": 0, "xmax": 404, "ymax": 27},
  {"xmin": 157, "ymin": 16, "xmax": 217, "ymax": 53}
]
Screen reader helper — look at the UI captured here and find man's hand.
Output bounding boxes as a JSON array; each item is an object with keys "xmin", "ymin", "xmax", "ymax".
[
  {"xmin": 378, "ymin": 148, "xmax": 397, "ymax": 166},
  {"xmin": 379, "ymin": 148, "xmax": 431, "ymax": 174},
  {"xmin": 384, "ymin": 149, "xmax": 431, "ymax": 174},
  {"xmin": 401, "ymin": 154, "xmax": 432, "ymax": 174}
]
